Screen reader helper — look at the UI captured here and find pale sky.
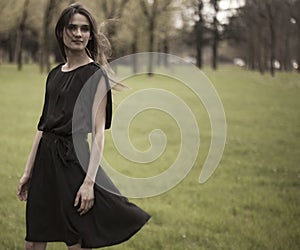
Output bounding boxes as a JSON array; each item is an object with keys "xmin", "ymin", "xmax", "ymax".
[
  {"xmin": 218, "ymin": 0, "xmax": 245, "ymax": 23},
  {"xmin": 174, "ymin": 0, "xmax": 245, "ymax": 28}
]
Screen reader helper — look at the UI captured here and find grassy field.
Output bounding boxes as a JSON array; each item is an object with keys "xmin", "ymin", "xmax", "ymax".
[{"xmin": 0, "ymin": 64, "xmax": 299, "ymax": 250}]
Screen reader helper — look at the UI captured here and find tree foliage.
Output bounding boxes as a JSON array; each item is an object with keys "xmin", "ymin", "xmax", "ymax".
[{"xmin": 0, "ymin": 0, "xmax": 298, "ymax": 75}]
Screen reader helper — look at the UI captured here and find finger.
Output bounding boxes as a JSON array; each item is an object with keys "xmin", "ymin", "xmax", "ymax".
[
  {"xmin": 82, "ymin": 200, "xmax": 90, "ymax": 215},
  {"xmin": 86, "ymin": 201, "xmax": 92, "ymax": 211},
  {"xmin": 78, "ymin": 197, "xmax": 86, "ymax": 213},
  {"xmin": 19, "ymin": 191, "xmax": 25, "ymax": 201},
  {"xmin": 79, "ymin": 199, "xmax": 91, "ymax": 215},
  {"xmin": 19, "ymin": 193, "xmax": 26, "ymax": 202},
  {"xmin": 17, "ymin": 186, "xmax": 21, "ymax": 197},
  {"xmin": 17, "ymin": 188, "xmax": 24, "ymax": 200},
  {"xmin": 17, "ymin": 183, "xmax": 22, "ymax": 195},
  {"xmin": 89, "ymin": 200, "xmax": 94, "ymax": 209},
  {"xmin": 83, "ymin": 200, "xmax": 94, "ymax": 215},
  {"xmin": 74, "ymin": 193, "xmax": 80, "ymax": 207},
  {"xmin": 23, "ymin": 191, "xmax": 28, "ymax": 201},
  {"xmin": 79, "ymin": 206, "xmax": 87, "ymax": 215},
  {"xmin": 90, "ymin": 199, "xmax": 94, "ymax": 208}
]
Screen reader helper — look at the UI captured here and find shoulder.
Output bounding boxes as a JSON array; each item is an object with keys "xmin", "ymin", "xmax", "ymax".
[
  {"xmin": 48, "ymin": 63, "xmax": 64, "ymax": 75},
  {"xmin": 87, "ymin": 62, "xmax": 108, "ymax": 77},
  {"xmin": 82, "ymin": 62, "xmax": 110, "ymax": 85},
  {"xmin": 45, "ymin": 63, "xmax": 64, "ymax": 82},
  {"xmin": 75, "ymin": 62, "xmax": 104, "ymax": 79}
]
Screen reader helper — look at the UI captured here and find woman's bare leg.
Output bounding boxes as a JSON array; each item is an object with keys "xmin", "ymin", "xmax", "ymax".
[
  {"xmin": 24, "ymin": 241, "xmax": 47, "ymax": 250},
  {"xmin": 68, "ymin": 243, "xmax": 91, "ymax": 250}
]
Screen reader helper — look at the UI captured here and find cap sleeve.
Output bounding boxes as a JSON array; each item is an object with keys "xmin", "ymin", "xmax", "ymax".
[
  {"xmin": 72, "ymin": 66, "xmax": 112, "ymax": 133},
  {"xmin": 102, "ymin": 70, "xmax": 112, "ymax": 130},
  {"xmin": 89, "ymin": 67, "xmax": 112, "ymax": 130},
  {"xmin": 37, "ymin": 77, "xmax": 50, "ymax": 131}
]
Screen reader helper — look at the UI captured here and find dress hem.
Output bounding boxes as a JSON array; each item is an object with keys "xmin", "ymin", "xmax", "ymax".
[{"xmin": 25, "ymin": 215, "xmax": 150, "ymax": 248}]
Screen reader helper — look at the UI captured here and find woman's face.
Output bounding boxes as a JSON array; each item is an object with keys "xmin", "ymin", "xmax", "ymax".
[{"xmin": 63, "ymin": 13, "xmax": 91, "ymax": 52}]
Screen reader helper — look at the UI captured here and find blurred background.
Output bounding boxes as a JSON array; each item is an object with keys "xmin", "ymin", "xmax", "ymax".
[
  {"xmin": 0, "ymin": 0, "xmax": 299, "ymax": 76},
  {"xmin": 0, "ymin": 1, "xmax": 300, "ymax": 249}
]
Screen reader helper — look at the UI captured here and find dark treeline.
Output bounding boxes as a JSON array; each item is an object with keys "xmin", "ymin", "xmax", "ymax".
[
  {"xmin": 225, "ymin": 0, "xmax": 300, "ymax": 76},
  {"xmin": 0, "ymin": 0, "xmax": 299, "ymax": 76}
]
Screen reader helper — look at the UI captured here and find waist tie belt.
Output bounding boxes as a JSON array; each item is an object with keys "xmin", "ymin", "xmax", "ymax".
[{"xmin": 42, "ymin": 132, "xmax": 79, "ymax": 167}]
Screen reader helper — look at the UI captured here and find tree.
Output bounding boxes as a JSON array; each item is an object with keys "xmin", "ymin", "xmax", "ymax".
[
  {"xmin": 117, "ymin": 1, "xmax": 146, "ymax": 73},
  {"xmin": 226, "ymin": 0, "xmax": 298, "ymax": 76},
  {"xmin": 40, "ymin": 0, "xmax": 60, "ymax": 73},
  {"xmin": 15, "ymin": 0, "xmax": 30, "ymax": 71},
  {"xmin": 265, "ymin": 0, "xmax": 277, "ymax": 76},
  {"xmin": 98, "ymin": 0, "xmax": 130, "ymax": 60},
  {"xmin": 139, "ymin": 0, "xmax": 173, "ymax": 75},
  {"xmin": 210, "ymin": 0, "xmax": 220, "ymax": 70},
  {"xmin": 194, "ymin": 0, "xmax": 204, "ymax": 68},
  {"xmin": 290, "ymin": 0, "xmax": 300, "ymax": 72},
  {"xmin": 155, "ymin": 1, "xmax": 177, "ymax": 68},
  {"xmin": 276, "ymin": 0, "xmax": 292, "ymax": 71}
]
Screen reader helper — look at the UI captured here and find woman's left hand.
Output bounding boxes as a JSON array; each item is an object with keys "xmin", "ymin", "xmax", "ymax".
[
  {"xmin": 17, "ymin": 173, "xmax": 31, "ymax": 201},
  {"xmin": 74, "ymin": 178, "xmax": 95, "ymax": 216}
]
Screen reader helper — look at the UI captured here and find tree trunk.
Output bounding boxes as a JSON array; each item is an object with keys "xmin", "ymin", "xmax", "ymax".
[
  {"xmin": 195, "ymin": 1, "xmax": 204, "ymax": 69},
  {"xmin": 15, "ymin": 0, "xmax": 30, "ymax": 71},
  {"xmin": 8, "ymin": 31, "xmax": 15, "ymax": 63},
  {"xmin": 298, "ymin": 30, "xmax": 300, "ymax": 73},
  {"xmin": 258, "ymin": 41, "xmax": 265, "ymax": 74},
  {"xmin": 139, "ymin": 0, "xmax": 172, "ymax": 76},
  {"xmin": 196, "ymin": 33, "xmax": 203, "ymax": 68},
  {"xmin": 248, "ymin": 32, "xmax": 256, "ymax": 71},
  {"xmin": 163, "ymin": 37, "xmax": 169, "ymax": 67},
  {"xmin": 156, "ymin": 41, "xmax": 162, "ymax": 66},
  {"xmin": 131, "ymin": 29, "xmax": 138, "ymax": 74},
  {"xmin": 100, "ymin": 0, "xmax": 129, "ymax": 61},
  {"xmin": 40, "ymin": 0, "xmax": 58, "ymax": 73},
  {"xmin": 195, "ymin": 19, "xmax": 203, "ymax": 68},
  {"xmin": 282, "ymin": 34, "xmax": 290, "ymax": 71},
  {"xmin": 148, "ymin": 19, "xmax": 155, "ymax": 76},
  {"xmin": 211, "ymin": 16, "xmax": 218, "ymax": 70},
  {"xmin": 211, "ymin": 0, "xmax": 219, "ymax": 70},
  {"xmin": 266, "ymin": 3, "xmax": 276, "ymax": 77},
  {"xmin": 246, "ymin": 23, "xmax": 255, "ymax": 71},
  {"xmin": 269, "ymin": 24, "xmax": 276, "ymax": 76}
]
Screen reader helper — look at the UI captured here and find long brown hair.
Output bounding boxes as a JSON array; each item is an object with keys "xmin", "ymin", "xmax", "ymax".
[{"xmin": 55, "ymin": 3, "xmax": 111, "ymax": 66}]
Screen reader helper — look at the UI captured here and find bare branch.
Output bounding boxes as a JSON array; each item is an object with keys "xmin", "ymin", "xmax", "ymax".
[{"xmin": 140, "ymin": 0, "xmax": 150, "ymax": 18}]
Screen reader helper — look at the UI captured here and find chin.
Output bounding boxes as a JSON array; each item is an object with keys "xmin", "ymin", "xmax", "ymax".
[{"xmin": 66, "ymin": 45, "xmax": 87, "ymax": 52}]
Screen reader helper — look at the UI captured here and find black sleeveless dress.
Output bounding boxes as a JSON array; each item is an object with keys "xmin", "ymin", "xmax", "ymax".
[{"xmin": 25, "ymin": 62, "xmax": 150, "ymax": 248}]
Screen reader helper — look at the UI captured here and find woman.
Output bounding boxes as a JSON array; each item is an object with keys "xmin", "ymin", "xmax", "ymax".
[{"xmin": 17, "ymin": 3, "xmax": 150, "ymax": 250}]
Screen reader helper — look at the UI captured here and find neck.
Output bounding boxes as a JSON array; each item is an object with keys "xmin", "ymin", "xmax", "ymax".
[{"xmin": 64, "ymin": 49, "xmax": 93, "ymax": 69}]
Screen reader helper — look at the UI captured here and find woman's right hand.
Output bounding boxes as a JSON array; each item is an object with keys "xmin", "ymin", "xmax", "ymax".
[{"xmin": 17, "ymin": 174, "xmax": 31, "ymax": 201}]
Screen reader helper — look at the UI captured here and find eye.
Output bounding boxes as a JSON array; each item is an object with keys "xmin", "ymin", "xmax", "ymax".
[
  {"xmin": 81, "ymin": 26, "xmax": 90, "ymax": 32},
  {"xmin": 66, "ymin": 24, "xmax": 76, "ymax": 31}
]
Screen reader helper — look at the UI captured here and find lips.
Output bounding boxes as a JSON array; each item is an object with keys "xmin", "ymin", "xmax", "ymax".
[{"xmin": 72, "ymin": 40, "xmax": 83, "ymax": 43}]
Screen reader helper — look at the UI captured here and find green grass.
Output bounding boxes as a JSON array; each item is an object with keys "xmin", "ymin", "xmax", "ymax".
[{"xmin": 0, "ymin": 64, "xmax": 299, "ymax": 249}]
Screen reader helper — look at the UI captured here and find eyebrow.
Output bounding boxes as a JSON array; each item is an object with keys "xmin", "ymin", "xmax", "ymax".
[{"xmin": 67, "ymin": 24, "xmax": 90, "ymax": 28}]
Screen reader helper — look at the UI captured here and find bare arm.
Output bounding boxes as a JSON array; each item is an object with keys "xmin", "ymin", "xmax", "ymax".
[
  {"xmin": 84, "ymin": 96, "xmax": 106, "ymax": 184},
  {"xmin": 17, "ymin": 130, "xmax": 43, "ymax": 201},
  {"xmin": 23, "ymin": 130, "xmax": 43, "ymax": 177},
  {"xmin": 85, "ymin": 80, "xmax": 107, "ymax": 183},
  {"xmin": 74, "ymin": 77, "xmax": 108, "ymax": 215}
]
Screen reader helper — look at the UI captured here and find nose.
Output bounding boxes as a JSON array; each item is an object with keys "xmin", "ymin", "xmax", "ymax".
[{"xmin": 73, "ymin": 27, "xmax": 82, "ymax": 37}]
